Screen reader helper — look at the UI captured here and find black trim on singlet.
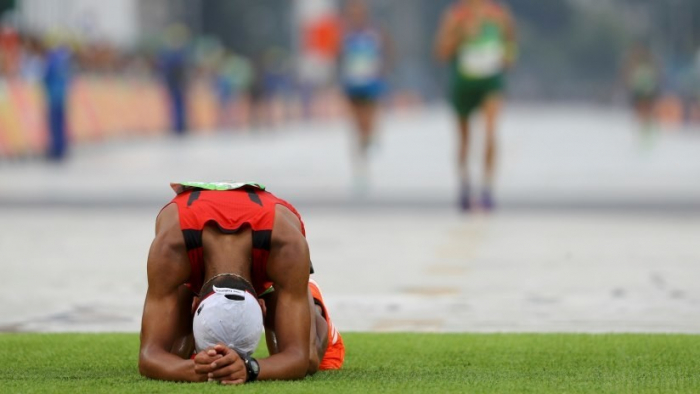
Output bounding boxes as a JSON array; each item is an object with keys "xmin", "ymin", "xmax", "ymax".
[
  {"xmin": 187, "ymin": 190, "xmax": 201, "ymax": 207},
  {"xmin": 252, "ymin": 230, "xmax": 272, "ymax": 251},
  {"xmin": 247, "ymin": 189, "xmax": 263, "ymax": 206},
  {"xmin": 182, "ymin": 229, "xmax": 203, "ymax": 251}
]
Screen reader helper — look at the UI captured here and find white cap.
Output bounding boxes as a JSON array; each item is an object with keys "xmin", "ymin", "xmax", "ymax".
[{"xmin": 193, "ymin": 286, "xmax": 263, "ymax": 356}]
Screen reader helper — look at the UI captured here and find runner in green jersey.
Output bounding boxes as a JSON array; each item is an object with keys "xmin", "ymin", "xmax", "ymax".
[{"xmin": 436, "ymin": 0, "xmax": 516, "ymax": 211}]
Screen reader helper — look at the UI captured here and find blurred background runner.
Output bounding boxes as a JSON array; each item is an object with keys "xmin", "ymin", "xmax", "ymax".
[{"xmin": 435, "ymin": 0, "xmax": 516, "ymax": 211}]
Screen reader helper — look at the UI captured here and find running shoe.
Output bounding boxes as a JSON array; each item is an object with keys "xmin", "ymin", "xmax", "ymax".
[
  {"xmin": 308, "ymin": 279, "xmax": 345, "ymax": 370},
  {"xmin": 481, "ymin": 189, "xmax": 495, "ymax": 211}
]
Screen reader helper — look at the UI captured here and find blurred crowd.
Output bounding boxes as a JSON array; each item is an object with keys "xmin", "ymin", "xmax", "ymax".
[
  {"xmin": 2, "ymin": 0, "xmax": 700, "ymax": 162},
  {"xmin": 0, "ymin": 22, "xmax": 365, "ymax": 160}
]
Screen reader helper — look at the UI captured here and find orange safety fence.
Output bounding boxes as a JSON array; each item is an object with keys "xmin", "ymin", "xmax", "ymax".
[
  {"xmin": 0, "ymin": 79, "xmax": 46, "ymax": 156},
  {"xmin": 0, "ymin": 76, "xmax": 221, "ymax": 157},
  {"xmin": 0, "ymin": 77, "xmax": 424, "ymax": 158}
]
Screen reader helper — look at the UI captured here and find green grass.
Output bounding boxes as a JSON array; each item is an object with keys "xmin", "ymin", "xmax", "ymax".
[{"xmin": 0, "ymin": 333, "xmax": 698, "ymax": 393}]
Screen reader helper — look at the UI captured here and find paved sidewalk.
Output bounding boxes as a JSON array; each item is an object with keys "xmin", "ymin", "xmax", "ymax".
[
  {"xmin": 1, "ymin": 105, "xmax": 699, "ymax": 333},
  {"xmin": 1, "ymin": 105, "xmax": 698, "ymax": 210},
  {"xmin": 1, "ymin": 208, "xmax": 698, "ymax": 333}
]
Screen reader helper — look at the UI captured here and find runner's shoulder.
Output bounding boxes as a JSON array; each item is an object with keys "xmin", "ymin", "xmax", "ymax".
[
  {"xmin": 486, "ymin": 1, "xmax": 513, "ymax": 21},
  {"xmin": 155, "ymin": 204, "xmax": 184, "ymax": 246},
  {"xmin": 149, "ymin": 205, "xmax": 190, "ymax": 284},
  {"xmin": 273, "ymin": 204, "xmax": 304, "ymax": 239},
  {"xmin": 446, "ymin": 3, "xmax": 469, "ymax": 22}
]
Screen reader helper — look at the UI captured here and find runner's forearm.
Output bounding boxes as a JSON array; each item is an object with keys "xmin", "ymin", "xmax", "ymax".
[
  {"xmin": 256, "ymin": 351, "xmax": 310, "ymax": 381},
  {"xmin": 436, "ymin": 31, "xmax": 460, "ymax": 61},
  {"xmin": 139, "ymin": 350, "xmax": 207, "ymax": 382},
  {"xmin": 435, "ymin": 13, "xmax": 461, "ymax": 62}
]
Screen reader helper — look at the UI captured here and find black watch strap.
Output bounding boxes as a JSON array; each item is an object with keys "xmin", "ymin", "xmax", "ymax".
[{"xmin": 243, "ymin": 356, "xmax": 260, "ymax": 382}]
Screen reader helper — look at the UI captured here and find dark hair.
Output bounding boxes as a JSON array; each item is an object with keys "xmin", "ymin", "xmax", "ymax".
[{"xmin": 200, "ymin": 274, "xmax": 257, "ymax": 298}]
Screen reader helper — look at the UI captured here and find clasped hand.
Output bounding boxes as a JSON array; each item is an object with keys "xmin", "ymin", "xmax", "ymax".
[{"xmin": 194, "ymin": 344, "xmax": 248, "ymax": 385}]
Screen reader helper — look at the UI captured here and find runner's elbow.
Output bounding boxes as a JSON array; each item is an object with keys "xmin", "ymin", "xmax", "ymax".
[
  {"xmin": 138, "ymin": 349, "xmax": 159, "ymax": 379},
  {"xmin": 285, "ymin": 352, "xmax": 314, "ymax": 379},
  {"xmin": 307, "ymin": 352, "xmax": 320, "ymax": 376},
  {"xmin": 138, "ymin": 356, "xmax": 152, "ymax": 378}
]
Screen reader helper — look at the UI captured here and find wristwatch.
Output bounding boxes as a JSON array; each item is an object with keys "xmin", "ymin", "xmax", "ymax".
[{"xmin": 243, "ymin": 355, "xmax": 260, "ymax": 382}]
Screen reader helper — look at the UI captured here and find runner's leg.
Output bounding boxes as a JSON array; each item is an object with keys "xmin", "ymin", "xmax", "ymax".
[
  {"xmin": 482, "ymin": 93, "xmax": 502, "ymax": 209},
  {"xmin": 457, "ymin": 116, "xmax": 471, "ymax": 210},
  {"xmin": 349, "ymin": 98, "xmax": 375, "ymax": 194}
]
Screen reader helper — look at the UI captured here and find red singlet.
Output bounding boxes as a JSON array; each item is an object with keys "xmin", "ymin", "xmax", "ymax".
[{"xmin": 165, "ymin": 188, "xmax": 306, "ymax": 296}]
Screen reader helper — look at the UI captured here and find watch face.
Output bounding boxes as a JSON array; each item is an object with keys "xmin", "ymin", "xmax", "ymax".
[{"xmin": 250, "ymin": 359, "xmax": 260, "ymax": 374}]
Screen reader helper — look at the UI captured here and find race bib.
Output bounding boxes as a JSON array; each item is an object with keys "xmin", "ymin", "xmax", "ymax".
[
  {"xmin": 344, "ymin": 52, "xmax": 381, "ymax": 84},
  {"xmin": 170, "ymin": 181, "xmax": 266, "ymax": 194},
  {"xmin": 459, "ymin": 41, "xmax": 505, "ymax": 78},
  {"xmin": 631, "ymin": 66, "xmax": 657, "ymax": 95}
]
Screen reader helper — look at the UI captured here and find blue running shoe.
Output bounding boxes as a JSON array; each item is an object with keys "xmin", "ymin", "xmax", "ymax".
[{"xmin": 481, "ymin": 189, "xmax": 495, "ymax": 211}]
